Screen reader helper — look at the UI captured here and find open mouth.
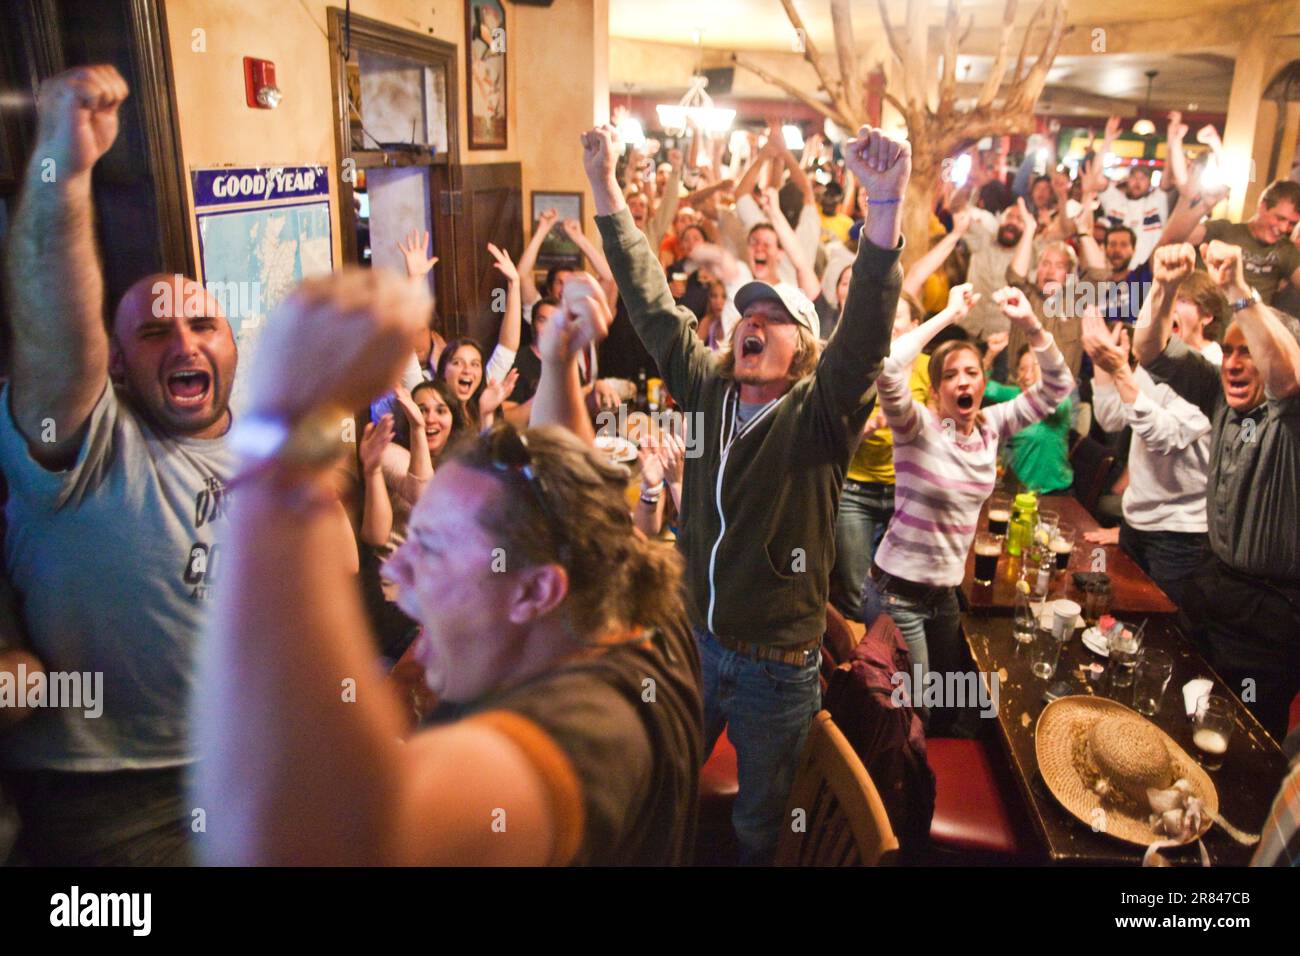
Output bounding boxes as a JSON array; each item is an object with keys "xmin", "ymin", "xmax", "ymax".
[
  {"xmin": 1224, "ymin": 376, "xmax": 1252, "ymax": 398},
  {"xmin": 165, "ymin": 369, "xmax": 211, "ymax": 408},
  {"xmin": 956, "ymin": 393, "xmax": 975, "ymax": 411},
  {"xmin": 426, "ymin": 424, "xmax": 444, "ymax": 442},
  {"xmin": 456, "ymin": 376, "xmax": 475, "ymax": 395},
  {"xmin": 741, "ymin": 335, "xmax": 765, "ymax": 358}
]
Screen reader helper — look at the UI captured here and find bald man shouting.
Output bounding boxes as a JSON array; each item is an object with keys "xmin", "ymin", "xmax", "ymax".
[{"xmin": 0, "ymin": 65, "xmax": 237, "ymax": 864}]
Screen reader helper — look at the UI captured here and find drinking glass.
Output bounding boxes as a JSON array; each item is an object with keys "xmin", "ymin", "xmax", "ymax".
[
  {"xmin": 1193, "ymin": 694, "xmax": 1235, "ymax": 771},
  {"xmin": 988, "ymin": 494, "xmax": 1012, "ymax": 537},
  {"xmin": 973, "ymin": 531, "xmax": 1002, "ymax": 586},
  {"xmin": 1030, "ymin": 624, "xmax": 1062, "ymax": 679},
  {"xmin": 1132, "ymin": 648, "xmax": 1173, "ymax": 716},
  {"xmin": 1013, "ymin": 592, "xmax": 1035, "ymax": 645},
  {"xmin": 1050, "ymin": 525, "xmax": 1076, "ymax": 572},
  {"xmin": 1108, "ymin": 622, "xmax": 1142, "ymax": 689}
]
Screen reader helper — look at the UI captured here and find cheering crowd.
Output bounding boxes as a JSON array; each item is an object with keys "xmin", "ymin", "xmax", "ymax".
[{"xmin": 1, "ymin": 64, "xmax": 1298, "ymax": 867}]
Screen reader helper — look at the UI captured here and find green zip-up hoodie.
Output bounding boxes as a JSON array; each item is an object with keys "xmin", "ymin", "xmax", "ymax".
[{"xmin": 597, "ymin": 208, "xmax": 901, "ymax": 647}]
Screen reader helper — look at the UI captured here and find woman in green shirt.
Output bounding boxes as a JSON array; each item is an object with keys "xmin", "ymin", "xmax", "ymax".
[{"xmin": 983, "ymin": 341, "xmax": 1074, "ymax": 494}]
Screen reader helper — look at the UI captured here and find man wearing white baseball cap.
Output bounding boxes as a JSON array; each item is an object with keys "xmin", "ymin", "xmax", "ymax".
[
  {"xmin": 582, "ymin": 121, "xmax": 909, "ymax": 863},
  {"xmin": 732, "ymin": 280, "xmax": 821, "ymax": 340}
]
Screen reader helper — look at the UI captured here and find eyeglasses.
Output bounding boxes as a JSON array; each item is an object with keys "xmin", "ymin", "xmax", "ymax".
[{"xmin": 482, "ymin": 424, "xmax": 569, "ymax": 564}]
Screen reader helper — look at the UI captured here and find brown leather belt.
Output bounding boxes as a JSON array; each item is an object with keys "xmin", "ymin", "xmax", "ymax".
[{"xmin": 712, "ymin": 632, "xmax": 821, "ymax": 667}]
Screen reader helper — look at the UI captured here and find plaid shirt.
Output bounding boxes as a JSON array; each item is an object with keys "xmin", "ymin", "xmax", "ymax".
[{"xmin": 1253, "ymin": 756, "xmax": 1300, "ymax": 866}]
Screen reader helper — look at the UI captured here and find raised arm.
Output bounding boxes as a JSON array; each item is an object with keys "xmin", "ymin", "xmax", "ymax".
[
  {"xmin": 392, "ymin": 385, "xmax": 432, "ymax": 483},
  {"xmin": 1133, "ymin": 243, "xmax": 1195, "ymax": 365},
  {"xmin": 1205, "ymin": 240, "xmax": 1300, "ymax": 399},
  {"xmin": 560, "ymin": 218, "xmax": 618, "ymax": 304},
  {"xmin": 5, "ymin": 66, "xmax": 128, "ymax": 468},
  {"xmin": 1157, "ymin": 184, "xmax": 1225, "ymax": 249},
  {"xmin": 756, "ymin": 188, "xmax": 819, "ymax": 301},
  {"xmin": 985, "ymin": 287, "xmax": 1075, "ymax": 439},
  {"xmin": 486, "ymin": 242, "xmax": 522, "ymax": 353},
  {"xmin": 1009, "ymin": 197, "xmax": 1038, "ymax": 280},
  {"xmin": 648, "ymin": 149, "xmax": 683, "ymax": 247},
  {"xmin": 529, "ymin": 273, "xmax": 610, "ymax": 444},
  {"xmin": 812, "ymin": 127, "xmax": 910, "ymax": 431},
  {"xmin": 770, "ymin": 124, "xmax": 815, "ymax": 207},
  {"xmin": 1164, "ymin": 111, "xmax": 1189, "ymax": 192},
  {"xmin": 877, "ymin": 287, "xmax": 974, "ymax": 442},
  {"xmin": 1073, "ymin": 191, "xmax": 1107, "ymax": 274},
  {"xmin": 517, "ymin": 208, "xmax": 558, "ymax": 307},
  {"xmin": 358, "ymin": 416, "xmax": 395, "ymax": 547},
  {"xmin": 733, "ymin": 140, "xmax": 773, "ymax": 206},
  {"xmin": 582, "ymin": 125, "xmax": 716, "ymax": 405},
  {"xmin": 1083, "ymin": 311, "xmax": 1212, "ymax": 453},
  {"xmin": 902, "ymin": 208, "xmax": 970, "ymax": 299}
]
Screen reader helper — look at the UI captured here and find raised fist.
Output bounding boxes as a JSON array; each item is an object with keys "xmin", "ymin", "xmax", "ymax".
[
  {"xmin": 543, "ymin": 273, "xmax": 611, "ymax": 365},
  {"xmin": 1166, "ymin": 111, "xmax": 1188, "ymax": 143},
  {"xmin": 946, "ymin": 282, "xmax": 980, "ymax": 319},
  {"xmin": 35, "ymin": 65, "xmax": 129, "ymax": 178},
  {"xmin": 580, "ymin": 125, "xmax": 621, "ymax": 186},
  {"xmin": 249, "ymin": 268, "xmax": 426, "ymax": 421},
  {"xmin": 992, "ymin": 286, "xmax": 1039, "ymax": 330},
  {"xmin": 1199, "ymin": 240, "xmax": 1247, "ymax": 295},
  {"xmin": 1151, "ymin": 243, "xmax": 1196, "ymax": 287},
  {"xmin": 843, "ymin": 126, "xmax": 911, "ymax": 200}
]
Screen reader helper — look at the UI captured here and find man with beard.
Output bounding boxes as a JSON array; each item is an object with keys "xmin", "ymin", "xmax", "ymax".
[
  {"xmin": 960, "ymin": 200, "xmax": 1032, "ymax": 342},
  {"xmin": 0, "ymin": 66, "xmax": 238, "ymax": 863},
  {"xmin": 1133, "ymin": 241, "xmax": 1300, "ymax": 742},
  {"xmin": 582, "ymin": 121, "xmax": 908, "ymax": 863}
]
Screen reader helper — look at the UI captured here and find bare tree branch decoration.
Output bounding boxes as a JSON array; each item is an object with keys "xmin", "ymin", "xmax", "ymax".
[{"xmin": 732, "ymin": 0, "xmax": 1071, "ymax": 265}]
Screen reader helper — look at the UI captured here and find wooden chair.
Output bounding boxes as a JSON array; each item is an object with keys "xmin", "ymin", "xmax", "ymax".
[
  {"xmin": 774, "ymin": 711, "xmax": 900, "ymax": 867},
  {"xmin": 1069, "ymin": 433, "xmax": 1116, "ymax": 516}
]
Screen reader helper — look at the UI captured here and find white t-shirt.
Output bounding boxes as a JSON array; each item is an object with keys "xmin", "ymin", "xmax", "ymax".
[{"xmin": 1099, "ymin": 185, "xmax": 1170, "ymax": 269}]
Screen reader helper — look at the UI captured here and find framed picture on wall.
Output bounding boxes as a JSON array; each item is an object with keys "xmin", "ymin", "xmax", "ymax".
[
  {"xmin": 531, "ymin": 191, "xmax": 584, "ymax": 270},
  {"xmin": 465, "ymin": 0, "xmax": 507, "ymax": 149}
]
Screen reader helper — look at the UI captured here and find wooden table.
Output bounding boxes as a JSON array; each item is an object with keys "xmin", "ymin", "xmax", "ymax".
[
  {"xmin": 962, "ymin": 614, "xmax": 1287, "ymax": 865},
  {"xmin": 961, "ymin": 495, "xmax": 1176, "ymax": 616}
]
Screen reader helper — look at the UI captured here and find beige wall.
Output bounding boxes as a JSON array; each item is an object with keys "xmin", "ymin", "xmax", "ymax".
[{"xmin": 164, "ymin": 0, "xmax": 608, "ymax": 269}]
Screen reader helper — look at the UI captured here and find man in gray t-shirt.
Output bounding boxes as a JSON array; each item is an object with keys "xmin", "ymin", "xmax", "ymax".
[{"xmin": 0, "ymin": 65, "xmax": 239, "ymax": 863}]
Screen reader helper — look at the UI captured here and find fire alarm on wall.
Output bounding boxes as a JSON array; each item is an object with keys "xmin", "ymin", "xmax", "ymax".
[{"xmin": 244, "ymin": 56, "xmax": 281, "ymax": 109}]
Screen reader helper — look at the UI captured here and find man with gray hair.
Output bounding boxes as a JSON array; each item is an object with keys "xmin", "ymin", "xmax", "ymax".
[{"xmin": 1133, "ymin": 241, "xmax": 1300, "ymax": 741}]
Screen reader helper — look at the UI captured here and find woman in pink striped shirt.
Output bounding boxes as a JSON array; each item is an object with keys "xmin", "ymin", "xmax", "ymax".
[{"xmin": 862, "ymin": 284, "xmax": 1075, "ymax": 735}]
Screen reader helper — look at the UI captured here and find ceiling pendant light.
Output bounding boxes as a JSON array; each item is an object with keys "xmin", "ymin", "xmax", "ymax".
[{"xmin": 1132, "ymin": 70, "xmax": 1158, "ymax": 137}]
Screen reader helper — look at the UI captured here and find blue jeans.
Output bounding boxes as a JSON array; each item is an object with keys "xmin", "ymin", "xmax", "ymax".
[
  {"xmin": 1118, "ymin": 522, "xmax": 1207, "ymax": 611},
  {"xmin": 860, "ymin": 571, "xmax": 970, "ymax": 736},
  {"xmin": 696, "ymin": 628, "xmax": 821, "ymax": 865},
  {"xmin": 832, "ymin": 480, "xmax": 895, "ymax": 621}
]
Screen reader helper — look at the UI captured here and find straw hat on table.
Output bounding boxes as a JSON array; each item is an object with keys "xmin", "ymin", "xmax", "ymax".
[{"xmin": 1035, "ymin": 696, "xmax": 1218, "ymax": 849}]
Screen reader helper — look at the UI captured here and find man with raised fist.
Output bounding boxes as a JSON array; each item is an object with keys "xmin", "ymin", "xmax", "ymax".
[
  {"xmin": 1133, "ymin": 241, "xmax": 1300, "ymax": 740},
  {"xmin": 581, "ymin": 121, "xmax": 907, "ymax": 863},
  {"xmin": 0, "ymin": 65, "xmax": 238, "ymax": 863}
]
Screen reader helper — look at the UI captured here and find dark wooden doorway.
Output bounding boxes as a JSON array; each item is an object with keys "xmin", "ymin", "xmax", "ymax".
[{"xmin": 450, "ymin": 160, "xmax": 522, "ymax": 348}]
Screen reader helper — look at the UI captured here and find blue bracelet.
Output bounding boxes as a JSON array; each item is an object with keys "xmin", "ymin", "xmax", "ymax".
[{"xmin": 867, "ymin": 197, "xmax": 902, "ymax": 204}]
